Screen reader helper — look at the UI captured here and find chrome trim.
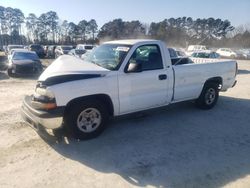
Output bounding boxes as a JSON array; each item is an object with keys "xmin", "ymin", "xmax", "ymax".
[{"xmin": 21, "ymin": 104, "xmax": 63, "ymax": 130}]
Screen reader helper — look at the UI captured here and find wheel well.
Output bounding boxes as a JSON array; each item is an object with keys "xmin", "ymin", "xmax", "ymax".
[
  {"xmin": 205, "ymin": 77, "xmax": 223, "ymax": 88},
  {"xmin": 65, "ymin": 94, "xmax": 114, "ymax": 116}
]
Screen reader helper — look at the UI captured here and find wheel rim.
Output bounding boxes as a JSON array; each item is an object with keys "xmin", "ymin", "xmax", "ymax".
[
  {"xmin": 77, "ymin": 108, "xmax": 102, "ymax": 133},
  {"xmin": 205, "ymin": 88, "xmax": 216, "ymax": 105}
]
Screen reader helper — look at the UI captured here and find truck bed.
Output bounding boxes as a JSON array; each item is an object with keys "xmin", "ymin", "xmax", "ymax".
[
  {"xmin": 172, "ymin": 58, "xmax": 237, "ymax": 102},
  {"xmin": 190, "ymin": 57, "xmax": 235, "ymax": 64}
]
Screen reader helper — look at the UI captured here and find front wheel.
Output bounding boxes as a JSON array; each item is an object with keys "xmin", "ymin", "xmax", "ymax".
[
  {"xmin": 64, "ymin": 100, "xmax": 109, "ymax": 140},
  {"xmin": 7, "ymin": 68, "xmax": 15, "ymax": 77},
  {"xmin": 195, "ymin": 82, "xmax": 219, "ymax": 110},
  {"xmin": 230, "ymin": 55, "xmax": 236, "ymax": 59}
]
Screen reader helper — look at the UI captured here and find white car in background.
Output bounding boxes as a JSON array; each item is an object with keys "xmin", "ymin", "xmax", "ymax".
[
  {"xmin": 237, "ymin": 49, "xmax": 250, "ymax": 59},
  {"xmin": 6, "ymin": 45, "xmax": 24, "ymax": 55},
  {"xmin": 55, "ymin": 45, "xmax": 73, "ymax": 58},
  {"xmin": 186, "ymin": 45, "xmax": 207, "ymax": 56},
  {"xmin": 76, "ymin": 44, "xmax": 96, "ymax": 51},
  {"xmin": 216, "ymin": 48, "xmax": 240, "ymax": 59}
]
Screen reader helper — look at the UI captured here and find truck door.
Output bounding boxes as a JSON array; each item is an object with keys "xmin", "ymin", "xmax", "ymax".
[{"xmin": 118, "ymin": 44, "xmax": 169, "ymax": 114}]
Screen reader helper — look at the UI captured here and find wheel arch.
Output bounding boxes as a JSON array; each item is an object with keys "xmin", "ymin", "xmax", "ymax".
[
  {"xmin": 195, "ymin": 77, "xmax": 221, "ymax": 109},
  {"xmin": 64, "ymin": 94, "xmax": 114, "ymax": 117},
  {"xmin": 204, "ymin": 77, "xmax": 223, "ymax": 89},
  {"xmin": 198, "ymin": 77, "xmax": 223, "ymax": 97}
]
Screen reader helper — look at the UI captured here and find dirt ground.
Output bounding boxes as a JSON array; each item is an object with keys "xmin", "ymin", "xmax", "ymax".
[{"xmin": 0, "ymin": 59, "xmax": 250, "ymax": 188}]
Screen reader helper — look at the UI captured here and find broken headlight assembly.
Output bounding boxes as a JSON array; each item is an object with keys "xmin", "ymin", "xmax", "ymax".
[{"xmin": 32, "ymin": 86, "xmax": 57, "ymax": 110}]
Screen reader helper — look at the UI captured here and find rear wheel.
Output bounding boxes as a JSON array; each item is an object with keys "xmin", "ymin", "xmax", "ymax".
[
  {"xmin": 64, "ymin": 100, "xmax": 109, "ymax": 140},
  {"xmin": 195, "ymin": 82, "xmax": 219, "ymax": 110}
]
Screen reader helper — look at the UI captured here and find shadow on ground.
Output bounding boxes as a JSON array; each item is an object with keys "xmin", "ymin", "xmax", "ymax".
[
  {"xmin": 238, "ymin": 69, "xmax": 250, "ymax": 75},
  {"xmin": 38, "ymin": 96, "xmax": 250, "ymax": 188},
  {"xmin": 0, "ymin": 69, "xmax": 41, "ymax": 81}
]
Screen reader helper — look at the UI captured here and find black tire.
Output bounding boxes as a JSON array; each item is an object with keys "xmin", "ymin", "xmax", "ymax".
[
  {"xmin": 195, "ymin": 82, "xmax": 219, "ymax": 110},
  {"xmin": 64, "ymin": 100, "xmax": 109, "ymax": 140},
  {"xmin": 7, "ymin": 68, "xmax": 15, "ymax": 77},
  {"xmin": 230, "ymin": 55, "xmax": 236, "ymax": 59}
]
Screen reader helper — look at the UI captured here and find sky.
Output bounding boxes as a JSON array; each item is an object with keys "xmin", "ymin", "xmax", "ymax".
[{"xmin": 1, "ymin": 0, "xmax": 250, "ymax": 28}]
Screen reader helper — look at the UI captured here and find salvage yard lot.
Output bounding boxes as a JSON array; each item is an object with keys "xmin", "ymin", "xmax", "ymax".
[{"xmin": 0, "ymin": 60, "xmax": 250, "ymax": 188}]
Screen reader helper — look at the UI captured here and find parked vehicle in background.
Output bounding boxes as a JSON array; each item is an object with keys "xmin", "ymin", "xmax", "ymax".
[
  {"xmin": 43, "ymin": 45, "xmax": 48, "ymax": 56},
  {"xmin": 47, "ymin": 45, "xmax": 56, "ymax": 58},
  {"xmin": 29, "ymin": 44, "xmax": 46, "ymax": 58},
  {"xmin": 168, "ymin": 48, "xmax": 194, "ymax": 65},
  {"xmin": 168, "ymin": 48, "xmax": 186, "ymax": 58},
  {"xmin": 0, "ymin": 46, "xmax": 7, "ymax": 71},
  {"xmin": 68, "ymin": 49, "xmax": 86, "ymax": 58},
  {"xmin": 216, "ymin": 48, "xmax": 244, "ymax": 59},
  {"xmin": 0, "ymin": 54, "xmax": 7, "ymax": 71},
  {"xmin": 175, "ymin": 49, "xmax": 186, "ymax": 57},
  {"xmin": 234, "ymin": 49, "xmax": 250, "ymax": 60},
  {"xmin": 191, "ymin": 50, "xmax": 220, "ymax": 59},
  {"xmin": 21, "ymin": 39, "xmax": 237, "ymax": 140},
  {"xmin": 55, "ymin": 45, "xmax": 73, "ymax": 58},
  {"xmin": 76, "ymin": 44, "xmax": 96, "ymax": 51},
  {"xmin": 8, "ymin": 48, "xmax": 28, "ymax": 61},
  {"xmin": 7, "ymin": 51, "xmax": 43, "ymax": 77},
  {"xmin": 6, "ymin": 45, "xmax": 24, "ymax": 55},
  {"xmin": 81, "ymin": 51, "xmax": 92, "ymax": 60},
  {"xmin": 3, "ymin": 45, "xmax": 7, "ymax": 54},
  {"xmin": 186, "ymin": 45, "xmax": 207, "ymax": 56},
  {"xmin": 240, "ymin": 49, "xmax": 250, "ymax": 59}
]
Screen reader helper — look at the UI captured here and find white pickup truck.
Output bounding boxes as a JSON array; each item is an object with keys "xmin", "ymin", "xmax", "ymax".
[{"xmin": 21, "ymin": 39, "xmax": 237, "ymax": 140}]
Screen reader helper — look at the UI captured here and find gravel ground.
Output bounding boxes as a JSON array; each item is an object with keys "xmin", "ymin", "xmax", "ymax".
[{"xmin": 0, "ymin": 59, "xmax": 250, "ymax": 188}]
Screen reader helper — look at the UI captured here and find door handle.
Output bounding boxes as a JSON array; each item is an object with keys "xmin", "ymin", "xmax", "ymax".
[{"xmin": 158, "ymin": 74, "xmax": 167, "ymax": 80}]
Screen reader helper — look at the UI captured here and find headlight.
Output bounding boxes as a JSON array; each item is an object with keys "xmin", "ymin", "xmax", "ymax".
[
  {"xmin": 32, "ymin": 87, "xmax": 57, "ymax": 110},
  {"xmin": 35, "ymin": 87, "xmax": 55, "ymax": 99}
]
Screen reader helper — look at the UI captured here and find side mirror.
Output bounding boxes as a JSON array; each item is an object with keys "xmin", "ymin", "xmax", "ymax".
[{"xmin": 126, "ymin": 60, "xmax": 142, "ymax": 73}]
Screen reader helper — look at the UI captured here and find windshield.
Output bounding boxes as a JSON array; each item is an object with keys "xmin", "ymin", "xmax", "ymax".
[
  {"xmin": 11, "ymin": 49, "xmax": 25, "ymax": 55},
  {"xmin": 85, "ymin": 44, "xmax": 131, "ymax": 70},
  {"xmin": 192, "ymin": 52, "xmax": 210, "ymax": 58},
  {"xmin": 13, "ymin": 52, "xmax": 39, "ymax": 60}
]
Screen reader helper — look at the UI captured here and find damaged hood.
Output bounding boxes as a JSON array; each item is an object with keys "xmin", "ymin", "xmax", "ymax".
[{"xmin": 39, "ymin": 55, "xmax": 110, "ymax": 82}]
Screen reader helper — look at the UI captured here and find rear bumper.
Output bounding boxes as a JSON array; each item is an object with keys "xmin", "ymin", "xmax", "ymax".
[{"xmin": 21, "ymin": 96, "xmax": 64, "ymax": 130}]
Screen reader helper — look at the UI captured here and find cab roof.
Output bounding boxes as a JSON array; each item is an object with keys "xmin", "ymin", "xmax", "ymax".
[{"xmin": 104, "ymin": 39, "xmax": 159, "ymax": 45}]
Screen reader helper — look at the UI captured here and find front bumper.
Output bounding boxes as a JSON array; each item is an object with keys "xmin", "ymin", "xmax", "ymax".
[
  {"xmin": 21, "ymin": 96, "xmax": 64, "ymax": 130},
  {"xmin": 13, "ymin": 64, "xmax": 42, "ymax": 75}
]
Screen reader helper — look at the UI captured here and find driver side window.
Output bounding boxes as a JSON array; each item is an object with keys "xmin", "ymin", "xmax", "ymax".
[{"xmin": 128, "ymin": 45, "xmax": 163, "ymax": 71}]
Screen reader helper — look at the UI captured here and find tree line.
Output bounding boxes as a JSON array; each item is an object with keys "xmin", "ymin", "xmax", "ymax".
[
  {"xmin": 0, "ymin": 6, "xmax": 98, "ymax": 45},
  {"xmin": 0, "ymin": 5, "xmax": 250, "ymax": 48}
]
